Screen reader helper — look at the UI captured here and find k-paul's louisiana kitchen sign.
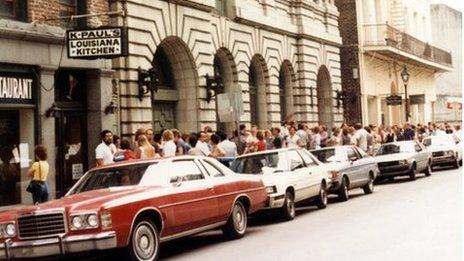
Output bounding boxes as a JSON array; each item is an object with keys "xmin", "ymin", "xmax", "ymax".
[
  {"xmin": 0, "ymin": 73, "xmax": 35, "ymax": 104},
  {"xmin": 67, "ymin": 27, "xmax": 128, "ymax": 59}
]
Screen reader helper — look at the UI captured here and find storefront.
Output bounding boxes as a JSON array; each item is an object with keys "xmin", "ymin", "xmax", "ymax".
[{"xmin": 0, "ymin": 64, "xmax": 39, "ymax": 206}]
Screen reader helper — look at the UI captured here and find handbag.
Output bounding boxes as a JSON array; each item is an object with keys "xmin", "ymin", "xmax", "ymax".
[{"xmin": 26, "ymin": 162, "xmax": 43, "ymax": 193}]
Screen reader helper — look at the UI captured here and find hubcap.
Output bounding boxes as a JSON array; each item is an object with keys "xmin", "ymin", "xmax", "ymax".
[
  {"xmin": 321, "ymin": 187, "xmax": 327, "ymax": 205},
  {"xmin": 344, "ymin": 183, "xmax": 348, "ymax": 196},
  {"xmin": 369, "ymin": 178, "xmax": 373, "ymax": 190},
  {"xmin": 134, "ymin": 223, "xmax": 157, "ymax": 260},
  {"xmin": 233, "ymin": 204, "xmax": 246, "ymax": 233},
  {"xmin": 287, "ymin": 196, "xmax": 295, "ymax": 216}
]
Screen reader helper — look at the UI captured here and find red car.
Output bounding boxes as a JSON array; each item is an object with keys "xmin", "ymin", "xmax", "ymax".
[{"xmin": 0, "ymin": 156, "xmax": 267, "ymax": 260}]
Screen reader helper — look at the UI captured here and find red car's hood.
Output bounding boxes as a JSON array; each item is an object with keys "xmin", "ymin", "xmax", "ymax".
[{"xmin": 0, "ymin": 186, "xmax": 164, "ymax": 220}]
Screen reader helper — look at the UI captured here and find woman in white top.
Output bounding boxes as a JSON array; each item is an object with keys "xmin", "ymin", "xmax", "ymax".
[
  {"xmin": 135, "ymin": 135, "xmax": 156, "ymax": 159},
  {"xmin": 162, "ymin": 130, "xmax": 177, "ymax": 157}
]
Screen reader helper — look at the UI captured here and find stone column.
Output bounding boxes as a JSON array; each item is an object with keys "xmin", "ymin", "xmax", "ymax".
[
  {"xmin": 39, "ymin": 66, "xmax": 57, "ymax": 199},
  {"xmin": 86, "ymin": 69, "xmax": 116, "ymax": 166}
]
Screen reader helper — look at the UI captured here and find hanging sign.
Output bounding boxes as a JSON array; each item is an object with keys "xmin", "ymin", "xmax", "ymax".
[
  {"xmin": 0, "ymin": 72, "xmax": 35, "ymax": 104},
  {"xmin": 67, "ymin": 27, "xmax": 128, "ymax": 59},
  {"xmin": 386, "ymin": 95, "xmax": 402, "ymax": 106}
]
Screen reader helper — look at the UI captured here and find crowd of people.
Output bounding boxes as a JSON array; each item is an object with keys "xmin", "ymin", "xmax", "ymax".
[{"xmin": 95, "ymin": 121, "xmax": 463, "ymax": 166}]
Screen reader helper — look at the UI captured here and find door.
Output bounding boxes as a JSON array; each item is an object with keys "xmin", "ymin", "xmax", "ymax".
[
  {"xmin": 297, "ymin": 149, "xmax": 323, "ymax": 197},
  {"xmin": 167, "ymin": 160, "xmax": 218, "ymax": 235},
  {"xmin": 56, "ymin": 111, "xmax": 87, "ymax": 198},
  {"xmin": 287, "ymin": 150, "xmax": 312, "ymax": 201},
  {"xmin": 414, "ymin": 141, "xmax": 428, "ymax": 170},
  {"xmin": 346, "ymin": 147, "xmax": 365, "ymax": 186}
]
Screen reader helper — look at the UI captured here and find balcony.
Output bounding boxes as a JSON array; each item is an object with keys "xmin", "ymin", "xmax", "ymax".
[{"xmin": 363, "ymin": 24, "xmax": 452, "ymax": 72}]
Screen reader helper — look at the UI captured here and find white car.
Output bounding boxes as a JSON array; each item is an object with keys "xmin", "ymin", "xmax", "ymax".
[
  {"xmin": 310, "ymin": 145, "xmax": 379, "ymax": 201},
  {"xmin": 230, "ymin": 148, "xmax": 330, "ymax": 220},
  {"xmin": 374, "ymin": 141, "xmax": 432, "ymax": 181},
  {"xmin": 422, "ymin": 134, "xmax": 462, "ymax": 169}
]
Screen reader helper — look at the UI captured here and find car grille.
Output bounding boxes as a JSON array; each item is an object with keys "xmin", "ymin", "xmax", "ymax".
[
  {"xmin": 378, "ymin": 161, "xmax": 399, "ymax": 168},
  {"xmin": 18, "ymin": 212, "xmax": 66, "ymax": 239},
  {"xmin": 432, "ymin": 151, "xmax": 444, "ymax": 157}
]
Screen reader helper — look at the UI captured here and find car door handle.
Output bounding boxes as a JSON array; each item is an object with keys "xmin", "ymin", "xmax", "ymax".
[{"xmin": 206, "ymin": 185, "xmax": 214, "ymax": 190}]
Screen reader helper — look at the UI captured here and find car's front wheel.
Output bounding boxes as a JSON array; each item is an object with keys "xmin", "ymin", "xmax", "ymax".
[
  {"xmin": 362, "ymin": 174, "xmax": 374, "ymax": 194},
  {"xmin": 409, "ymin": 164, "xmax": 416, "ymax": 181},
  {"xmin": 424, "ymin": 161, "xmax": 432, "ymax": 176},
  {"xmin": 316, "ymin": 182, "xmax": 328, "ymax": 209},
  {"xmin": 126, "ymin": 218, "xmax": 160, "ymax": 261},
  {"xmin": 338, "ymin": 177, "xmax": 349, "ymax": 201},
  {"xmin": 222, "ymin": 201, "xmax": 247, "ymax": 239},
  {"xmin": 280, "ymin": 191, "xmax": 296, "ymax": 220}
]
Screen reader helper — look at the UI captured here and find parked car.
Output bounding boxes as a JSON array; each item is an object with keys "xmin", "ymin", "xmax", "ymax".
[
  {"xmin": 374, "ymin": 141, "xmax": 432, "ymax": 181},
  {"xmin": 422, "ymin": 134, "xmax": 462, "ymax": 169},
  {"xmin": 310, "ymin": 146, "xmax": 379, "ymax": 201},
  {"xmin": 230, "ymin": 148, "xmax": 330, "ymax": 221},
  {"xmin": 0, "ymin": 156, "xmax": 268, "ymax": 260}
]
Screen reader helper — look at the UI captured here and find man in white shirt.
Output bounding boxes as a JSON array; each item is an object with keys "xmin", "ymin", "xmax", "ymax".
[
  {"xmin": 217, "ymin": 131, "xmax": 238, "ymax": 157},
  {"xmin": 95, "ymin": 130, "xmax": 117, "ymax": 166},
  {"xmin": 195, "ymin": 132, "xmax": 211, "ymax": 156},
  {"xmin": 353, "ymin": 123, "xmax": 369, "ymax": 152}
]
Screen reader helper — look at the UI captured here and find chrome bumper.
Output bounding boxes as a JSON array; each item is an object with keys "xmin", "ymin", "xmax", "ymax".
[
  {"xmin": 265, "ymin": 194, "xmax": 285, "ymax": 209},
  {"xmin": 0, "ymin": 231, "xmax": 117, "ymax": 259}
]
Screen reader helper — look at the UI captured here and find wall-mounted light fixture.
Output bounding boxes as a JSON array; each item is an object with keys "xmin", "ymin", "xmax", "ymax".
[
  {"xmin": 45, "ymin": 104, "xmax": 61, "ymax": 118},
  {"xmin": 104, "ymin": 101, "xmax": 117, "ymax": 114},
  {"xmin": 204, "ymin": 72, "xmax": 224, "ymax": 103},
  {"xmin": 138, "ymin": 66, "xmax": 159, "ymax": 101}
]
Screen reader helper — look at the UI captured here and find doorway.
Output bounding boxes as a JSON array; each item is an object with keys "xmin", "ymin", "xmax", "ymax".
[{"xmin": 54, "ymin": 70, "xmax": 88, "ymax": 197}]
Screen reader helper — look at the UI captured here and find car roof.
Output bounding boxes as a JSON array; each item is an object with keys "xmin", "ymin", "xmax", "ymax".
[
  {"xmin": 90, "ymin": 155, "xmax": 212, "ymax": 171},
  {"xmin": 235, "ymin": 147, "xmax": 301, "ymax": 159},
  {"xmin": 311, "ymin": 145, "xmax": 353, "ymax": 151}
]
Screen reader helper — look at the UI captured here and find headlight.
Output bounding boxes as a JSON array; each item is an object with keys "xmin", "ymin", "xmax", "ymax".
[
  {"xmin": 330, "ymin": 171, "xmax": 339, "ymax": 180},
  {"xmin": 87, "ymin": 214, "xmax": 99, "ymax": 228},
  {"xmin": 70, "ymin": 212, "xmax": 100, "ymax": 230},
  {"xmin": 5, "ymin": 223, "xmax": 15, "ymax": 237},
  {"xmin": 0, "ymin": 222, "xmax": 16, "ymax": 238},
  {"xmin": 265, "ymin": 186, "xmax": 277, "ymax": 194},
  {"xmin": 71, "ymin": 216, "xmax": 84, "ymax": 230},
  {"xmin": 399, "ymin": 160, "xmax": 409, "ymax": 165},
  {"xmin": 445, "ymin": 150, "xmax": 454, "ymax": 156}
]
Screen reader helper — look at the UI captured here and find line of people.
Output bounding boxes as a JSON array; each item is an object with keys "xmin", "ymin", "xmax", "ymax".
[{"xmin": 94, "ymin": 121, "xmax": 462, "ymax": 166}]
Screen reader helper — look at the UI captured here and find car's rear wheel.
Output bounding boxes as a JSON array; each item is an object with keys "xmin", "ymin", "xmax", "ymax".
[
  {"xmin": 362, "ymin": 174, "xmax": 374, "ymax": 194},
  {"xmin": 126, "ymin": 218, "xmax": 160, "ymax": 261},
  {"xmin": 424, "ymin": 161, "xmax": 432, "ymax": 176},
  {"xmin": 316, "ymin": 182, "xmax": 328, "ymax": 209},
  {"xmin": 222, "ymin": 201, "xmax": 247, "ymax": 239},
  {"xmin": 280, "ymin": 191, "xmax": 296, "ymax": 220},
  {"xmin": 338, "ymin": 177, "xmax": 349, "ymax": 201}
]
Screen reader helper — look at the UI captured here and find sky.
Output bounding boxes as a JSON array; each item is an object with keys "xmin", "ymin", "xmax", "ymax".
[{"xmin": 430, "ymin": 0, "xmax": 464, "ymax": 12}]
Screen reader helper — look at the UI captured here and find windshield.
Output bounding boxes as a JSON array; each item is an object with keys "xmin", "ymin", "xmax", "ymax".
[
  {"xmin": 68, "ymin": 164, "xmax": 153, "ymax": 195},
  {"xmin": 424, "ymin": 136, "xmax": 455, "ymax": 147},
  {"xmin": 311, "ymin": 148, "xmax": 346, "ymax": 163},
  {"xmin": 231, "ymin": 152, "xmax": 287, "ymax": 174},
  {"xmin": 376, "ymin": 143, "xmax": 415, "ymax": 155}
]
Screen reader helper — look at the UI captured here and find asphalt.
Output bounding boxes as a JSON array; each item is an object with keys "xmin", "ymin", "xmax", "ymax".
[{"xmin": 159, "ymin": 166, "xmax": 462, "ymax": 261}]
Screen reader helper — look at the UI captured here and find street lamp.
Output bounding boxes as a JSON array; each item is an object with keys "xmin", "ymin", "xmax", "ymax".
[{"xmin": 401, "ymin": 65, "xmax": 410, "ymax": 122}]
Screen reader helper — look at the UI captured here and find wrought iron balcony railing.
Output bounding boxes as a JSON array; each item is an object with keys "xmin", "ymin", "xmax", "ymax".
[{"xmin": 363, "ymin": 24, "xmax": 452, "ymax": 67}]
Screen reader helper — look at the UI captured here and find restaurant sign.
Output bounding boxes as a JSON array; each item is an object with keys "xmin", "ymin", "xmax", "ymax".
[
  {"xmin": 0, "ymin": 72, "xmax": 35, "ymax": 104},
  {"xmin": 67, "ymin": 27, "xmax": 128, "ymax": 59}
]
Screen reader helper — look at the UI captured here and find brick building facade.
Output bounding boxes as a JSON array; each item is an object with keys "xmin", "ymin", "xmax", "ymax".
[{"xmin": 0, "ymin": 0, "xmax": 115, "ymax": 206}]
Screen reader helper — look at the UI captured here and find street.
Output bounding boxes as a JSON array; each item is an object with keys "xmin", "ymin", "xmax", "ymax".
[{"xmin": 157, "ymin": 167, "xmax": 461, "ymax": 261}]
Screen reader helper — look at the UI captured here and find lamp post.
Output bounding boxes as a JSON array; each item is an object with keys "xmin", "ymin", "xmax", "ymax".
[{"xmin": 401, "ymin": 65, "xmax": 410, "ymax": 122}]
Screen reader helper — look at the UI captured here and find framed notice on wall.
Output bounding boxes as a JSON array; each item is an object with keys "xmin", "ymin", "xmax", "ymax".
[{"xmin": 67, "ymin": 27, "xmax": 129, "ymax": 59}]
